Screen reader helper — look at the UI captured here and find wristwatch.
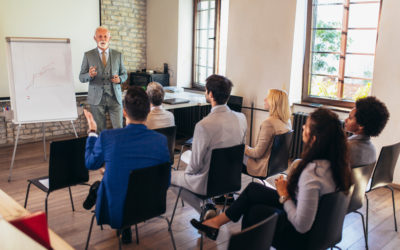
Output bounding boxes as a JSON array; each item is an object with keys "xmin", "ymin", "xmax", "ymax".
[{"xmin": 279, "ymin": 195, "xmax": 290, "ymax": 204}]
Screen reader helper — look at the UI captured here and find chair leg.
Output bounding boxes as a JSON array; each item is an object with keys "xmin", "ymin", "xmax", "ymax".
[
  {"xmin": 45, "ymin": 193, "xmax": 50, "ymax": 221},
  {"xmin": 24, "ymin": 182, "xmax": 32, "ymax": 208},
  {"xmin": 163, "ymin": 217, "xmax": 177, "ymax": 250},
  {"xmin": 181, "ymin": 199, "xmax": 185, "ymax": 207},
  {"xmin": 135, "ymin": 224, "xmax": 139, "ymax": 244},
  {"xmin": 169, "ymin": 188, "xmax": 182, "ymax": 230},
  {"xmin": 365, "ymin": 193, "xmax": 369, "ymax": 245},
  {"xmin": 354, "ymin": 211, "xmax": 368, "ymax": 250},
  {"xmin": 68, "ymin": 187, "xmax": 75, "ymax": 212},
  {"xmin": 222, "ymin": 194, "xmax": 228, "ymax": 212},
  {"xmin": 100, "ymin": 225, "xmax": 103, "ymax": 230},
  {"xmin": 176, "ymin": 145, "xmax": 185, "ymax": 170},
  {"xmin": 385, "ymin": 185, "xmax": 398, "ymax": 231},
  {"xmin": 85, "ymin": 213, "xmax": 96, "ymax": 250},
  {"xmin": 118, "ymin": 232, "xmax": 122, "ymax": 250}
]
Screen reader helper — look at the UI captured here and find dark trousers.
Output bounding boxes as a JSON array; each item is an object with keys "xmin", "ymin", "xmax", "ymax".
[{"xmin": 225, "ymin": 182, "xmax": 308, "ymax": 250}]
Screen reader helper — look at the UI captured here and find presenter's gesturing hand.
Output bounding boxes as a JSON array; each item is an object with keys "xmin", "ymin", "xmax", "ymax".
[
  {"xmin": 89, "ymin": 66, "xmax": 97, "ymax": 78},
  {"xmin": 111, "ymin": 74, "xmax": 120, "ymax": 84},
  {"xmin": 84, "ymin": 109, "xmax": 97, "ymax": 133}
]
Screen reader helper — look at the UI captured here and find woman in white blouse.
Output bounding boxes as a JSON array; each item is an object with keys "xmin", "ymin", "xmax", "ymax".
[
  {"xmin": 244, "ymin": 89, "xmax": 291, "ymax": 177},
  {"xmin": 191, "ymin": 108, "xmax": 352, "ymax": 249}
]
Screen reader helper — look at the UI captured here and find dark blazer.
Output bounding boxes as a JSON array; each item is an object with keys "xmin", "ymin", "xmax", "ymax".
[
  {"xmin": 79, "ymin": 48, "xmax": 128, "ymax": 105},
  {"xmin": 85, "ymin": 124, "xmax": 170, "ymax": 228}
]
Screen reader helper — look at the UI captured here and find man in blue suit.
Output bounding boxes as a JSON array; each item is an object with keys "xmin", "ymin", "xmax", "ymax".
[{"xmin": 83, "ymin": 86, "xmax": 170, "ymax": 243}]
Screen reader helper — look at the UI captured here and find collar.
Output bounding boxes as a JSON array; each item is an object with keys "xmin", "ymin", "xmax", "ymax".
[
  {"xmin": 210, "ymin": 104, "xmax": 229, "ymax": 113},
  {"xmin": 125, "ymin": 123, "xmax": 147, "ymax": 129},
  {"xmin": 151, "ymin": 105, "xmax": 163, "ymax": 111},
  {"xmin": 97, "ymin": 47, "xmax": 109, "ymax": 55},
  {"xmin": 348, "ymin": 134, "xmax": 371, "ymax": 141}
]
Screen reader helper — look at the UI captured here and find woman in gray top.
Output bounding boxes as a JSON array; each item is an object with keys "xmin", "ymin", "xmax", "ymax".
[{"xmin": 191, "ymin": 108, "xmax": 352, "ymax": 249}]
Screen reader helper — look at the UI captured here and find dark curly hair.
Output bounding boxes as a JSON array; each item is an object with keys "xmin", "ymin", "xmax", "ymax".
[
  {"xmin": 355, "ymin": 96, "xmax": 389, "ymax": 137},
  {"xmin": 287, "ymin": 108, "xmax": 352, "ymax": 198},
  {"xmin": 123, "ymin": 86, "xmax": 150, "ymax": 121},
  {"xmin": 205, "ymin": 74, "xmax": 233, "ymax": 105}
]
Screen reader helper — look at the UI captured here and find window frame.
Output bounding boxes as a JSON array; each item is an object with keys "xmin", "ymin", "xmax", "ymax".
[
  {"xmin": 192, "ymin": 0, "xmax": 221, "ymax": 90},
  {"xmin": 302, "ymin": 0, "xmax": 383, "ymax": 108}
]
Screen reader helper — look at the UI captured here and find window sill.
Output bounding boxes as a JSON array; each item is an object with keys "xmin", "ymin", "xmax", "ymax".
[{"xmin": 293, "ymin": 102, "xmax": 351, "ymax": 114}]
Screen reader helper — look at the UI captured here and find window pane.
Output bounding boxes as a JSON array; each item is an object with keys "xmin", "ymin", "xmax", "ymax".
[
  {"xmin": 348, "ymin": 3, "xmax": 380, "ymax": 28},
  {"xmin": 344, "ymin": 54, "xmax": 374, "ymax": 78},
  {"xmin": 312, "ymin": 4, "xmax": 343, "ymax": 29},
  {"xmin": 312, "ymin": 29, "xmax": 341, "ymax": 52},
  {"xmin": 210, "ymin": 0, "xmax": 215, "ymax": 8},
  {"xmin": 346, "ymin": 30, "xmax": 377, "ymax": 53},
  {"xmin": 209, "ymin": 9, "xmax": 215, "ymax": 28},
  {"xmin": 198, "ymin": 66, "xmax": 207, "ymax": 84},
  {"xmin": 199, "ymin": 48, "xmax": 207, "ymax": 66},
  {"xmin": 207, "ymin": 67, "xmax": 213, "ymax": 78},
  {"xmin": 343, "ymin": 79, "xmax": 372, "ymax": 101},
  {"xmin": 200, "ymin": 10, "xmax": 209, "ymax": 29},
  {"xmin": 198, "ymin": 0, "xmax": 209, "ymax": 11},
  {"xmin": 349, "ymin": 0, "xmax": 380, "ymax": 3},
  {"xmin": 208, "ymin": 49, "xmax": 214, "ymax": 68},
  {"xmin": 311, "ymin": 53, "xmax": 340, "ymax": 75},
  {"xmin": 310, "ymin": 75, "xmax": 338, "ymax": 99},
  {"xmin": 199, "ymin": 30, "xmax": 208, "ymax": 47},
  {"xmin": 208, "ymin": 29, "xmax": 215, "ymax": 47},
  {"xmin": 313, "ymin": 0, "xmax": 343, "ymax": 4}
]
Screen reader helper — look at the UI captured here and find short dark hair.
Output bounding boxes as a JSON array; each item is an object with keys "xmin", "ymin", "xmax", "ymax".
[
  {"xmin": 123, "ymin": 86, "xmax": 150, "ymax": 121},
  {"xmin": 205, "ymin": 74, "xmax": 233, "ymax": 105},
  {"xmin": 355, "ymin": 96, "xmax": 389, "ymax": 137},
  {"xmin": 146, "ymin": 82, "xmax": 164, "ymax": 106}
]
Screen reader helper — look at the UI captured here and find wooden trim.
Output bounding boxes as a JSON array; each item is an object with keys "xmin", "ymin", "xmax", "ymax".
[
  {"xmin": 191, "ymin": 0, "xmax": 198, "ymax": 87},
  {"xmin": 302, "ymin": 0, "xmax": 313, "ymax": 102},
  {"xmin": 337, "ymin": 0, "xmax": 350, "ymax": 99},
  {"xmin": 214, "ymin": 0, "xmax": 221, "ymax": 74},
  {"xmin": 303, "ymin": 96, "xmax": 355, "ymax": 108}
]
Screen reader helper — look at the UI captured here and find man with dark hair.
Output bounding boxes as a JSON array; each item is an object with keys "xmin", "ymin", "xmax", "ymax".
[
  {"xmin": 145, "ymin": 82, "xmax": 175, "ymax": 129},
  {"xmin": 83, "ymin": 86, "xmax": 170, "ymax": 244},
  {"xmin": 171, "ymin": 74, "xmax": 247, "ymax": 217},
  {"xmin": 345, "ymin": 96, "xmax": 390, "ymax": 166}
]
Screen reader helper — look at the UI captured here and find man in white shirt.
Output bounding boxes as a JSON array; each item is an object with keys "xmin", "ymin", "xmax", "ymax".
[
  {"xmin": 171, "ymin": 75, "xmax": 247, "ymax": 216},
  {"xmin": 145, "ymin": 82, "xmax": 175, "ymax": 129}
]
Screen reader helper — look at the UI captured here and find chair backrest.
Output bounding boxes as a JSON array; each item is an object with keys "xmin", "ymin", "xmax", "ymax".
[
  {"xmin": 227, "ymin": 95, "xmax": 243, "ymax": 112},
  {"xmin": 48, "ymin": 137, "xmax": 89, "ymax": 192},
  {"xmin": 369, "ymin": 142, "xmax": 400, "ymax": 190},
  {"xmin": 348, "ymin": 162, "xmax": 376, "ymax": 213},
  {"xmin": 267, "ymin": 130, "xmax": 294, "ymax": 177},
  {"xmin": 305, "ymin": 185, "xmax": 354, "ymax": 250},
  {"xmin": 153, "ymin": 126, "xmax": 177, "ymax": 164},
  {"xmin": 121, "ymin": 162, "xmax": 170, "ymax": 228},
  {"xmin": 227, "ymin": 213, "xmax": 278, "ymax": 250},
  {"xmin": 207, "ymin": 144, "xmax": 245, "ymax": 197}
]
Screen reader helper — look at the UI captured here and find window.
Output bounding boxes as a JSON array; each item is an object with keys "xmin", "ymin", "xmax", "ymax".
[
  {"xmin": 192, "ymin": 0, "xmax": 221, "ymax": 88},
  {"xmin": 303, "ymin": 0, "xmax": 382, "ymax": 107}
]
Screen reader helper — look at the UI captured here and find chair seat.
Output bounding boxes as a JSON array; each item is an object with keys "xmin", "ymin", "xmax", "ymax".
[{"xmin": 28, "ymin": 176, "xmax": 50, "ymax": 193}]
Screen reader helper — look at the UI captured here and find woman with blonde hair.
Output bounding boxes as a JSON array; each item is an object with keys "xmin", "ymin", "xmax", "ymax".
[{"xmin": 244, "ymin": 89, "xmax": 291, "ymax": 177}]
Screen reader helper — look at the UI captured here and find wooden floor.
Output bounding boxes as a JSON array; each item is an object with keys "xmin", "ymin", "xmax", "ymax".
[{"xmin": 1, "ymin": 140, "xmax": 400, "ymax": 250}]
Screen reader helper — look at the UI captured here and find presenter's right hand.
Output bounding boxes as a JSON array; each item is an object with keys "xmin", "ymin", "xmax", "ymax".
[
  {"xmin": 89, "ymin": 66, "xmax": 97, "ymax": 78},
  {"xmin": 84, "ymin": 109, "xmax": 97, "ymax": 132}
]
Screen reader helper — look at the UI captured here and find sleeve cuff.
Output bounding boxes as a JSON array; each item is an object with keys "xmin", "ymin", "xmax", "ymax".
[{"xmin": 88, "ymin": 132, "xmax": 98, "ymax": 137}]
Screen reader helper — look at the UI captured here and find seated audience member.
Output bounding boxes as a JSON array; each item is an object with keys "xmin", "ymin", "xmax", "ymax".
[
  {"xmin": 83, "ymin": 86, "xmax": 170, "ymax": 244},
  {"xmin": 145, "ymin": 81, "xmax": 175, "ymax": 129},
  {"xmin": 171, "ymin": 74, "xmax": 247, "ymax": 217},
  {"xmin": 345, "ymin": 96, "xmax": 389, "ymax": 166},
  {"xmin": 244, "ymin": 89, "xmax": 291, "ymax": 177},
  {"xmin": 191, "ymin": 108, "xmax": 352, "ymax": 250}
]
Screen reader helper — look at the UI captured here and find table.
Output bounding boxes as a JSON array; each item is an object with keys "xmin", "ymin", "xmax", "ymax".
[{"xmin": 0, "ymin": 189, "xmax": 73, "ymax": 250}]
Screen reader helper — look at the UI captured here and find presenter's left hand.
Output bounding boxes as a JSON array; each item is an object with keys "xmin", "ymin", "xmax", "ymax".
[
  {"xmin": 111, "ymin": 75, "xmax": 120, "ymax": 84},
  {"xmin": 275, "ymin": 175, "xmax": 289, "ymax": 198},
  {"xmin": 84, "ymin": 109, "xmax": 97, "ymax": 132}
]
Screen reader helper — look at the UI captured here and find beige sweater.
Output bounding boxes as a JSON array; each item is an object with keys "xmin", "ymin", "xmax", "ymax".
[{"xmin": 245, "ymin": 116, "xmax": 291, "ymax": 177}]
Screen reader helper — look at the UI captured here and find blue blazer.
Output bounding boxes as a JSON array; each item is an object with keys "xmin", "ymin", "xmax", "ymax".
[{"xmin": 85, "ymin": 124, "xmax": 170, "ymax": 228}]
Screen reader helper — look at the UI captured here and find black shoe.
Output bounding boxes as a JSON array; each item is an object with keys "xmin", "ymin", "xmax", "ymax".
[
  {"xmin": 121, "ymin": 227, "xmax": 132, "ymax": 244},
  {"xmin": 190, "ymin": 219, "xmax": 219, "ymax": 240},
  {"xmin": 83, "ymin": 181, "xmax": 100, "ymax": 210},
  {"xmin": 213, "ymin": 194, "xmax": 235, "ymax": 206}
]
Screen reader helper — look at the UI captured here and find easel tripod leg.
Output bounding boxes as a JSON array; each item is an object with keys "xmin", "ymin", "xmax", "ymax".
[{"xmin": 8, "ymin": 124, "xmax": 21, "ymax": 182}]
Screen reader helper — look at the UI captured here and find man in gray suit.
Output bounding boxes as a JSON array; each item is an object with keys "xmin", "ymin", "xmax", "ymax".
[
  {"xmin": 345, "ymin": 96, "xmax": 389, "ymax": 166},
  {"xmin": 171, "ymin": 75, "xmax": 247, "ymax": 216},
  {"xmin": 79, "ymin": 26, "xmax": 128, "ymax": 133}
]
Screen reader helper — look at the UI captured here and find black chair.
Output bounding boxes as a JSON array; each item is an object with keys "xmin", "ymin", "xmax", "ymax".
[
  {"xmin": 304, "ymin": 185, "xmax": 354, "ymax": 250},
  {"xmin": 227, "ymin": 213, "xmax": 278, "ymax": 250},
  {"xmin": 85, "ymin": 162, "xmax": 175, "ymax": 250},
  {"xmin": 153, "ymin": 126, "xmax": 177, "ymax": 165},
  {"xmin": 170, "ymin": 144, "xmax": 245, "ymax": 249},
  {"xmin": 24, "ymin": 137, "xmax": 89, "ymax": 220},
  {"xmin": 347, "ymin": 162, "xmax": 376, "ymax": 249},
  {"xmin": 176, "ymin": 96, "xmax": 243, "ymax": 170},
  {"xmin": 247, "ymin": 130, "xmax": 293, "ymax": 180},
  {"xmin": 365, "ymin": 142, "xmax": 400, "ymax": 235}
]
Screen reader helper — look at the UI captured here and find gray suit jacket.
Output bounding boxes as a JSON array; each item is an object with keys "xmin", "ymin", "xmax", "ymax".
[
  {"xmin": 348, "ymin": 134, "xmax": 376, "ymax": 167},
  {"xmin": 180, "ymin": 105, "xmax": 247, "ymax": 195},
  {"xmin": 79, "ymin": 48, "xmax": 128, "ymax": 105}
]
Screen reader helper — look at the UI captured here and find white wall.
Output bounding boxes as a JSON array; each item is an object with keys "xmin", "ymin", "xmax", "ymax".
[
  {"xmin": 147, "ymin": 0, "xmax": 179, "ymax": 85},
  {"xmin": 225, "ymin": 0, "xmax": 297, "ymax": 143},
  {"xmin": 370, "ymin": 0, "xmax": 400, "ymax": 183}
]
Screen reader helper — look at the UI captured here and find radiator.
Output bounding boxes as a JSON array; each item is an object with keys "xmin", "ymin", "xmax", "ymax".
[
  {"xmin": 290, "ymin": 112, "xmax": 308, "ymax": 159},
  {"xmin": 173, "ymin": 105, "xmax": 211, "ymax": 138}
]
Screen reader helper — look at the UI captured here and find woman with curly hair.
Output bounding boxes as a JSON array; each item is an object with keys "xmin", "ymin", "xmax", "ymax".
[{"xmin": 191, "ymin": 108, "xmax": 352, "ymax": 249}]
